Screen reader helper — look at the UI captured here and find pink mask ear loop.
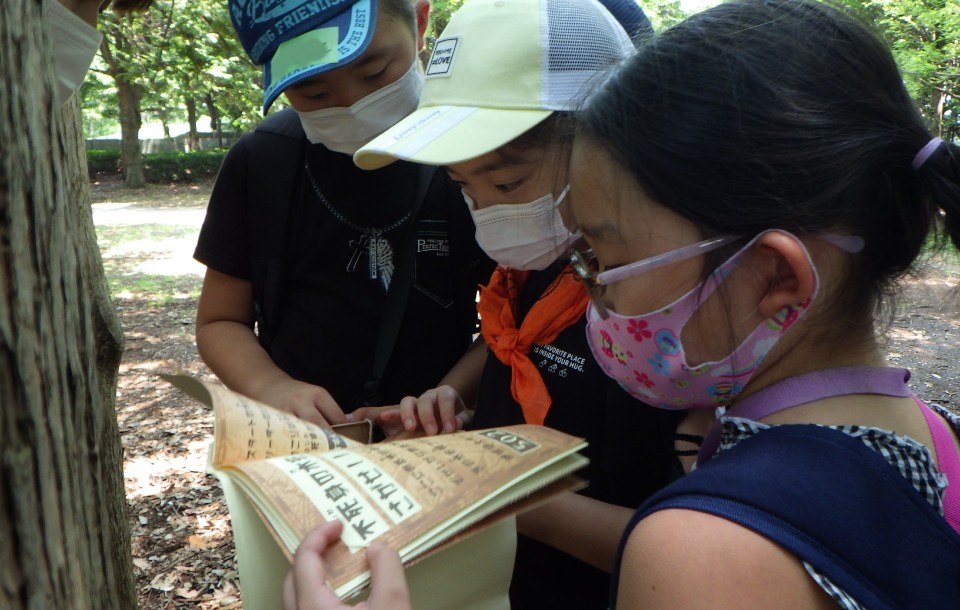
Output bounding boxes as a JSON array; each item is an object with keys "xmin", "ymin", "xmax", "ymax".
[{"xmin": 912, "ymin": 137, "xmax": 943, "ymax": 171}]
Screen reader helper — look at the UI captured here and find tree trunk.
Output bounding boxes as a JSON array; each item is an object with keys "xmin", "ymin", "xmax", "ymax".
[
  {"xmin": 0, "ymin": 2, "xmax": 134, "ymax": 609},
  {"xmin": 205, "ymin": 92, "xmax": 223, "ymax": 148},
  {"xmin": 936, "ymin": 89, "xmax": 945, "ymax": 138},
  {"xmin": 159, "ymin": 109, "xmax": 171, "ymax": 139},
  {"xmin": 117, "ymin": 77, "xmax": 145, "ymax": 188},
  {"xmin": 186, "ymin": 96, "xmax": 200, "ymax": 152}
]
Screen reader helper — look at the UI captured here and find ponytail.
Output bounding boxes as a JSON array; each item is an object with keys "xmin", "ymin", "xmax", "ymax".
[{"xmin": 915, "ymin": 138, "xmax": 960, "ymax": 254}]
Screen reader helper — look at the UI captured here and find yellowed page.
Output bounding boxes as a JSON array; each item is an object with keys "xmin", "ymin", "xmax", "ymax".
[
  {"xmin": 160, "ymin": 373, "xmax": 358, "ymax": 466},
  {"xmin": 217, "ymin": 425, "xmax": 587, "ymax": 598},
  {"xmin": 164, "ymin": 374, "xmax": 589, "ymax": 603},
  {"xmin": 221, "ymin": 459, "xmax": 514, "ymax": 610}
]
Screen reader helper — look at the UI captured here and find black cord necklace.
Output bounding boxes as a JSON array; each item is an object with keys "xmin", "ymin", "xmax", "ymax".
[{"xmin": 303, "ymin": 159, "xmax": 412, "ymax": 290}]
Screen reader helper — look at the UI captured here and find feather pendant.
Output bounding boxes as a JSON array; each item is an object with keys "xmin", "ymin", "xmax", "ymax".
[{"xmin": 368, "ymin": 232, "xmax": 395, "ymax": 290}]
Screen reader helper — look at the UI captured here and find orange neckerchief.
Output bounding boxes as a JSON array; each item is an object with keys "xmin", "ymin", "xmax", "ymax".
[{"xmin": 478, "ymin": 265, "xmax": 589, "ymax": 425}]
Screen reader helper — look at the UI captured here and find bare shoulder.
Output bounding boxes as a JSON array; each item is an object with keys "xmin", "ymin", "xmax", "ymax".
[{"xmin": 615, "ymin": 509, "xmax": 839, "ymax": 610}]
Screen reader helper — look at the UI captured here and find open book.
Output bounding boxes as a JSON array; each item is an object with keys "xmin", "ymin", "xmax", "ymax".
[{"xmin": 162, "ymin": 374, "xmax": 589, "ymax": 609}]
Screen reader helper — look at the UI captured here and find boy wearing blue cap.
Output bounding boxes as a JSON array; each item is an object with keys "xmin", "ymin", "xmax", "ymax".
[{"xmin": 193, "ymin": 0, "xmax": 493, "ymax": 426}]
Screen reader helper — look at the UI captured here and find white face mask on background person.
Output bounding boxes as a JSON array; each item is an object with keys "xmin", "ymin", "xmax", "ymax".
[
  {"xmin": 295, "ymin": 60, "xmax": 424, "ymax": 155},
  {"xmin": 465, "ymin": 185, "xmax": 582, "ymax": 271},
  {"xmin": 50, "ymin": 0, "xmax": 104, "ymax": 105}
]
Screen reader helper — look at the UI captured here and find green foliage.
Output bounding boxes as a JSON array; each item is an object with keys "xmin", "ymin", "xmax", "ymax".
[
  {"xmin": 81, "ymin": 0, "xmax": 959, "ymax": 150},
  {"xmin": 423, "ymin": 0, "xmax": 694, "ymax": 53},
  {"xmin": 141, "ymin": 150, "xmax": 227, "ymax": 182},
  {"xmin": 80, "ymin": 76, "xmax": 120, "ymax": 138},
  {"xmin": 85, "ymin": 0, "xmax": 262, "ymax": 141},
  {"xmin": 425, "ymin": 0, "xmax": 688, "ymax": 46},
  {"xmin": 87, "ymin": 149, "xmax": 123, "ymax": 178},
  {"xmin": 643, "ymin": 0, "xmax": 687, "ymax": 30},
  {"xmin": 88, "ymin": 149, "xmax": 226, "ymax": 183},
  {"xmin": 426, "ymin": 0, "xmax": 466, "ymax": 47},
  {"xmin": 837, "ymin": 0, "xmax": 960, "ymax": 139}
]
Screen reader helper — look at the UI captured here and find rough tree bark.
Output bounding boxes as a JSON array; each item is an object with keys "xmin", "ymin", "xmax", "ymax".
[{"xmin": 0, "ymin": 1, "xmax": 134, "ymax": 609}]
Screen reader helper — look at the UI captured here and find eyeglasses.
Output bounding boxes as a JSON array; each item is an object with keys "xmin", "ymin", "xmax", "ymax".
[
  {"xmin": 569, "ymin": 235, "xmax": 742, "ymax": 320},
  {"xmin": 569, "ymin": 232, "xmax": 865, "ymax": 320}
]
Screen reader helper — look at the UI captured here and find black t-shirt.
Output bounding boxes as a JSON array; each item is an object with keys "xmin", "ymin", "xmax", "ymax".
[
  {"xmin": 471, "ymin": 261, "xmax": 683, "ymax": 610},
  {"xmin": 195, "ymin": 112, "xmax": 493, "ymax": 410}
]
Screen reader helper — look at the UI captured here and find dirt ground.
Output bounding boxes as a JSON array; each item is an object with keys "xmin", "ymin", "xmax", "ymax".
[
  {"xmin": 94, "ymin": 177, "xmax": 240, "ymax": 609},
  {"xmin": 94, "ymin": 177, "xmax": 960, "ymax": 609}
]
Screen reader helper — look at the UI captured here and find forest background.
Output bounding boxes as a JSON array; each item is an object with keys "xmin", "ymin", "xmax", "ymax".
[{"xmin": 83, "ymin": 0, "xmax": 960, "ymax": 187}]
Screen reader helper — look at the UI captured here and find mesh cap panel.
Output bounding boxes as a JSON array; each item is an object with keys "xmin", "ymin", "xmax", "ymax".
[{"xmin": 543, "ymin": 0, "xmax": 635, "ymax": 110}]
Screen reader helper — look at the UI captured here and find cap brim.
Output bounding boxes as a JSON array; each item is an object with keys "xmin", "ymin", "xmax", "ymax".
[
  {"xmin": 261, "ymin": 0, "xmax": 376, "ymax": 113},
  {"xmin": 354, "ymin": 105, "xmax": 553, "ymax": 170}
]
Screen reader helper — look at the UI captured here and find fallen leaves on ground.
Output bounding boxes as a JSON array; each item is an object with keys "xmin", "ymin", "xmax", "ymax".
[{"xmin": 116, "ymin": 297, "xmax": 244, "ymax": 609}]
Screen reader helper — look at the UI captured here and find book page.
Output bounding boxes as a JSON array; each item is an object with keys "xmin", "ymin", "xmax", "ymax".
[
  {"xmin": 218, "ymin": 457, "xmax": 538, "ymax": 610},
  {"xmin": 160, "ymin": 373, "xmax": 359, "ymax": 467},
  {"xmin": 222, "ymin": 454, "xmax": 516, "ymax": 610},
  {"xmin": 218, "ymin": 425, "xmax": 588, "ymax": 598},
  {"xmin": 163, "ymin": 374, "xmax": 590, "ymax": 603}
]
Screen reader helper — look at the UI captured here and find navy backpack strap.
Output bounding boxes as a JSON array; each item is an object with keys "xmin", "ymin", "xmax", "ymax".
[
  {"xmin": 611, "ymin": 424, "xmax": 960, "ymax": 609},
  {"xmin": 246, "ymin": 108, "xmax": 306, "ymax": 350}
]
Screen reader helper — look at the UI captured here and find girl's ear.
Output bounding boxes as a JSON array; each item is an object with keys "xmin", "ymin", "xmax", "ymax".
[
  {"xmin": 755, "ymin": 232, "xmax": 816, "ymax": 319},
  {"xmin": 415, "ymin": 0, "xmax": 430, "ymax": 51}
]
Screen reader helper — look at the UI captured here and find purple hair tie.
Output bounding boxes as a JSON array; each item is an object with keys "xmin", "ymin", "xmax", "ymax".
[{"xmin": 912, "ymin": 137, "xmax": 943, "ymax": 171}]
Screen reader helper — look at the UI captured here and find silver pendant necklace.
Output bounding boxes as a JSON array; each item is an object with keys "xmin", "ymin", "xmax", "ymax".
[{"xmin": 304, "ymin": 160, "xmax": 412, "ymax": 291}]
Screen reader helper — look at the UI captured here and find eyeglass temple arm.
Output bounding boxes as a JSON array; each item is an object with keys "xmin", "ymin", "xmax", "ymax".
[
  {"xmin": 579, "ymin": 232, "xmax": 862, "ymax": 287},
  {"xmin": 596, "ymin": 235, "xmax": 740, "ymax": 285}
]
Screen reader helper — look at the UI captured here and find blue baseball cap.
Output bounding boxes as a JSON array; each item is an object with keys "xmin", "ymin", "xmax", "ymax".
[{"xmin": 229, "ymin": 0, "xmax": 379, "ymax": 112}]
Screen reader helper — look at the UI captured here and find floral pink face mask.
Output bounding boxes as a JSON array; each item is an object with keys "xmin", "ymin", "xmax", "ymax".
[{"xmin": 585, "ymin": 231, "xmax": 831, "ymax": 410}]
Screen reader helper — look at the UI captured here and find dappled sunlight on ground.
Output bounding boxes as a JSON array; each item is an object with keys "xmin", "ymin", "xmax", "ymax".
[
  {"xmin": 95, "ymin": 207, "xmax": 206, "ymax": 280},
  {"xmin": 93, "ymin": 183, "xmax": 242, "ymax": 608},
  {"xmin": 882, "ymin": 268, "xmax": 960, "ymax": 411},
  {"xmin": 114, "ymin": 302, "xmax": 240, "ymax": 608},
  {"xmin": 125, "ymin": 440, "xmax": 210, "ymax": 500},
  {"xmin": 89, "ymin": 176, "xmax": 214, "ymax": 208},
  {"xmin": 136, "ymin": 256, "xmax": 206, "ymax": 277}
]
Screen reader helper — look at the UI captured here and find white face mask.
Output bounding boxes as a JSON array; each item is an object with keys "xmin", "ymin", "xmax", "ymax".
[
  {"xmin": 466, "ymin": 185, "xmax": 582, "ymax": 271},
  {"xmin": 295, "ymin": 60, "xmax": 424, "ymax": 155},
  {"xmin": 50, "ymin": 0, "xmax": 104, "ymax": 105}
]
